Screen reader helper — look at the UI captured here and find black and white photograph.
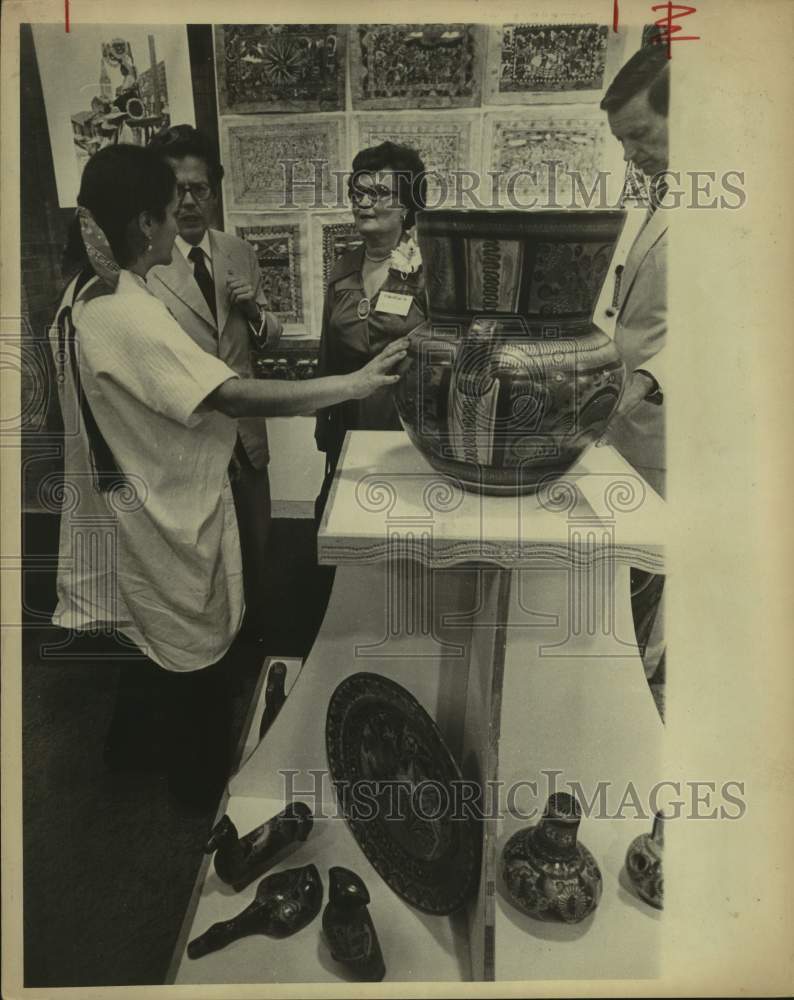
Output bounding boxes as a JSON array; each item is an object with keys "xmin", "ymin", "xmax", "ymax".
[{"xmin": 1, "ymin": 0, "xmax": 792, "ymax": 997}]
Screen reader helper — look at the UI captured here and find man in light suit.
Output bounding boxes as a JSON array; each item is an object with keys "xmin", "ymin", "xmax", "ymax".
[
  {"xmin": 147, "ymin": 125, "xmax": 282, "ymax": 640},
  {"xmin": 600, "ymin": 43, "xmax": 669, "ymax": 500},
  {"xmin": 600, "ymin": 44, "xmax": 669, "ymax": 684}
]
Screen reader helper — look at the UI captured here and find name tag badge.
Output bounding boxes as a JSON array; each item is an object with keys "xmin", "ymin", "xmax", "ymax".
[{"xmin": 374, "ymin": 291, "xmax": 413, "ymax": 317}]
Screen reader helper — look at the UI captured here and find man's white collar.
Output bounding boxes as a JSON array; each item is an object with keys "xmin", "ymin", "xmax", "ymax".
[{"xmin": 175, "ymin": 231, "xmax": 212, "ymax": 262}]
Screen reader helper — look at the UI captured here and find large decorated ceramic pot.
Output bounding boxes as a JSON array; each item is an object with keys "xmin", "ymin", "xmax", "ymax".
[{"xmin": 394, "ymin": 209, "xmax": 627, "ymax": 494}]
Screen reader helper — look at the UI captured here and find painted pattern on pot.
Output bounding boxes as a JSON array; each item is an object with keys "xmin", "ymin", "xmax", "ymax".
[
  {"xmin": 625, "ymin": 811, "xmax": 664, "ymax": 910},
  {"xmin": 501, "ymin": 792, "xmax": 603, "ymax": 924},
  {"xmin": 395, "ymin": 210, "xmax": 627, "ymax": 494}
]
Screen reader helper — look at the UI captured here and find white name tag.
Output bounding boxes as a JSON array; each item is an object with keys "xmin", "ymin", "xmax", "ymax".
[{"xmin": 375, "ymin": 291, "xmax": 413, "ymax": 316}]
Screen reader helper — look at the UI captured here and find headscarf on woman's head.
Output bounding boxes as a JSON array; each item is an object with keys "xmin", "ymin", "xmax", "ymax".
[
  {"xmin": 77, "ymin": 206, "xmax": 121, "ymax": 289},
  {"xmin": 56, "ymin": 208, "xmax": 126, "ymax": 494}
]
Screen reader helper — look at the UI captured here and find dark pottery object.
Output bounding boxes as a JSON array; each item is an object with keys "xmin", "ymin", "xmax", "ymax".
[
  {"xmin": 322, "ymin": 866, "xmax": 386, "ymax": 982},
  {"xmin": 501, "ymin": 792, "xmax": 602, "ymax": 924},
  {"xmin": 259, "ymin": 660, "xmax": 288, "ymax": 739},
  {"xmin": 394, "ymin": 209, "xmax": 627, "ymax": 494},
  {"xmin": 206, "ymin": 802, "xmax": 313, "ymax": 891},
  {"xmin": 625, "ymin": 811, "xmax": 664, "ymax": 909},
  {"xmin": 187, "ymin": 863, "xmax": 323, "ymax": 958},
  {"xmin": 326, "ymin": 673, "xmax": 480, "ymax": 915}
]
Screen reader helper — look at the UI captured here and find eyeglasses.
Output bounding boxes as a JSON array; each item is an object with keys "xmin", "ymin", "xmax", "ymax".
[
  {"xmin": 350, "ymin": 183, "xmax": 399, "ymax": 207},
  {"xmin": 176, "ymin": 182, "xmax": 213, "ymax": 203}
]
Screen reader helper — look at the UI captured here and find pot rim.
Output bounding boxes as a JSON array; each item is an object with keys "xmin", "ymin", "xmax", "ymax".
[{"xmin": 416, "ymin": 207, "xmax": 626, "ymax": 226}]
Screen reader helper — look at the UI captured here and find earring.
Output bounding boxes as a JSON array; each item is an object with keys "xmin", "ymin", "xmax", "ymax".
[{"xmin": 146, "ymin": 241, "xmax": 153, "ymax": 253}]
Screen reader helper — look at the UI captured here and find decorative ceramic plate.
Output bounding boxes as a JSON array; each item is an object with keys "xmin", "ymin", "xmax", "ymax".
[{"xmin": 326, "ymin": 673, "xmax": 481, "ymax": 915}]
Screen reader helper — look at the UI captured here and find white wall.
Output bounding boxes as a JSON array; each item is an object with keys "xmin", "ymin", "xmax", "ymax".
[{"xmin": 268, "ymin": 416, "xmax": 325, "ymax": 516}]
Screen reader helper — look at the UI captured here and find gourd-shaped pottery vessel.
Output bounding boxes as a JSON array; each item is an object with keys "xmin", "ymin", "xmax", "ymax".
[
  {"xmin": 394, "ymin": 209, "xmax": 627, "ymax": 495},
  {"xmin": 501, "ymin": 792, "xmax": 602, "ymax": 924},
  {"xmin": 187, "ymin": 864, "xmax": 323, "ymax": 958},
  {"xmin": 259, "ymin": 660, "xmax": 287, "ymax": 740},
  {"xmin": 625, "ymin": 812, "xmax": 664, "ymax": 909},
  {"xmin": 205, "ymin": 802, "xmax": 313, "ymax": 891},
  {"xmin": 322, "ymin": 867, "xmax": 385, "ymax": 982}
]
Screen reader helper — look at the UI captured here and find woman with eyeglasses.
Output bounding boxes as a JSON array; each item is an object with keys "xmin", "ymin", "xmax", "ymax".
[
  {"xmin": 314, "ymin": 142, "xmax": 427, "ymax": 519},
  {"xmin": 52, "ymin": 144, "xmax": 407, "ymax": 805}
]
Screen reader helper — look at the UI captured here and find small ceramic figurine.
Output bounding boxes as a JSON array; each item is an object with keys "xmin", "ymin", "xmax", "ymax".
[
  {"xmin": 205, "ymin": 802, "xmax": 313, "ymax": 891},
  {"xmin": 322, "ymin": 867, "xmax": 385, "ymax": 982},
  {"xmin": 501, "ymin": 792, "xmax": 602, "ymax": 924},
  {"xmin": 187, "ymin": 864, "xmax": 323, "ymax": 958},
  {"xmin": 625, "ymin": 812, "xmax": 664, "ymax": 909},
  {"xmin": 259, "ymin": 661, "xmax": 287, "ymax": 740}
]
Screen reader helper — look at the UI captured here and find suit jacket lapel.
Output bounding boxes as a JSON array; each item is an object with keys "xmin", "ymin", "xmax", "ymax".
[
  {"xmin": 210, "ymin": 231, "xmax": 231, "ymax": 336},
  {"xmin": 155, "ymin": 247, "xmax": 216, "ymax": 330},
  {"xmin": 619, "ymin": 208, "xmax": 668, "ymax": 313}
]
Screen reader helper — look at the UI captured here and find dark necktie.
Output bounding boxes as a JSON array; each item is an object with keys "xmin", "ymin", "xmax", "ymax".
[{"xmin": 188, "ymin": 245, "xmax": 217, "ymax": 322}]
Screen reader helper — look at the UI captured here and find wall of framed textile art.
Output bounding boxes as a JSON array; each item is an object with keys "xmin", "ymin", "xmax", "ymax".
[{"xmin": 213, "ymin": 22, "xmax": 635, "ymax": 356}]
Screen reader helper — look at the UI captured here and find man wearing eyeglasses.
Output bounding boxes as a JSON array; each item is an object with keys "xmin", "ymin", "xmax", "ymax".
[{"xmin": 147, "ymin": 125, "xmax": 282, "ymax": 642}]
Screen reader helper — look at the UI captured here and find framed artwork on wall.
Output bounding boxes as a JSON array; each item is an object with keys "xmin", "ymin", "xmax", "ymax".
[
  {"xmin": 484, "ymin": 23, "xmax": 626, "ymax": 105},
  {"xmin": 214, "ymin": 24, "xmax": 347, "ymax": 115},
  {"xmin": 32, "ymin": 24, "xmax": 196, "ymax": 207},
  {"xmin": 350, "ymin": 24, "xmax": 485, "ymax": 110},
  {"xmin": 483, "ymin": 107, "xmax": 625, "ymax": 208},
  {"xmin": 229, "ymin": 212, "xmax": 314, "ymax": 337},
  {"xmin": 220, "ymin": 115, "xmax": 348, "ymax": 211}
]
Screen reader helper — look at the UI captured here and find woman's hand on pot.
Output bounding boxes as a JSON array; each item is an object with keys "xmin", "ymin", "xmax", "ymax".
[{"xmin": 350, "ymin": 339, "xmax": 410, "ymax": 398}]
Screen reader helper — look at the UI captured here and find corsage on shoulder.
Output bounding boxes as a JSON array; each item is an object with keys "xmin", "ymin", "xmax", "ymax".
[{"xmin": 389, "ymin": 236, "xmax": 422, "ymax": 279}]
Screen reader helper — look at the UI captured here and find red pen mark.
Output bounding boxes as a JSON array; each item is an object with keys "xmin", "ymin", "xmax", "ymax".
[
  {"xmin": 650, "ymin": 3, "xmax": 700, "ymax": 58},
  {"xmin": 65, "ymin": 0, "xmax": 70, "ymax": 32},
  {"xmin": 613, "ymin": 1, "xmax": 620, "ymax": 33}
]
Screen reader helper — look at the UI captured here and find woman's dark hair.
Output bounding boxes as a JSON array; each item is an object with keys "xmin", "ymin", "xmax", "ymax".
[
  {"xmin": 350, "ymin": 141, "xmax": 427, "ymax": 229},
  {"xmin": 147, "ymin": 123, "xmax": 225, "ymax": 189},
  {"xmin": 59, "ymin": 145, "xmax": 175, "ymax": 494},
  {"xmin": 63, "ymin": 144, "xmax": 176, "ymax": 274}
]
